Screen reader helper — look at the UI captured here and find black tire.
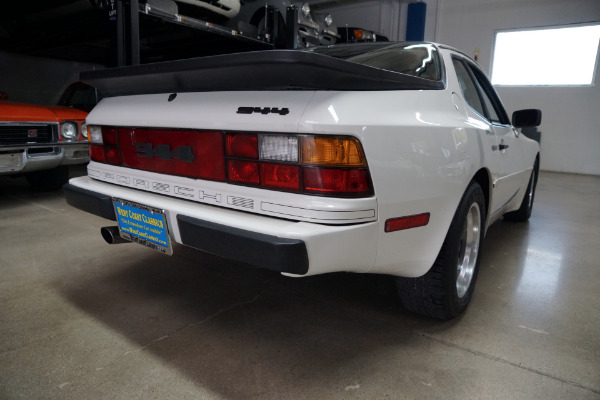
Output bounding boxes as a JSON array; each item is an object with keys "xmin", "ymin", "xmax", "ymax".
[
  {"xmin": 25, "ymin": 166, "xmax": 70, "ymax": 191},
  {"xmin": 503, "ymin": 160, "xmax": 539, "ymax": 222},
  {"xmin": 397, "ymin": 182, "xmax": 486, "ymax": 320}
]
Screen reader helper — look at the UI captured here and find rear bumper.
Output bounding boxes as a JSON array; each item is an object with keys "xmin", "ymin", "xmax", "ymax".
[
  {"xmin": 177, "ymin": 215, "xmax": 308, "ymax": 275},
  {"xmin": 63, "ymin": 183, "xmax": 117, "ymax": 221},
  {"xmin": 64, "ymin": 177, "xmax": 379, "ymax": 276}
]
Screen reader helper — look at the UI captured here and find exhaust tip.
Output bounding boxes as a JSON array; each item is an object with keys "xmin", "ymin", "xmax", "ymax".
[{"xmin": 101, "ymin": 226, "xmax": 129, "ymax": 244}]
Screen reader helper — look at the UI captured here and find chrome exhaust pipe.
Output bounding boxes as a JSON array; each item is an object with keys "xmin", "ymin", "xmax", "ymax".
[{"xmin": 101, "ymin": 226, "xmax": 130, "ymax": 244}]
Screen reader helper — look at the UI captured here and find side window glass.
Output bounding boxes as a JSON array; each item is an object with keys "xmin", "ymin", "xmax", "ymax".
[
  {"xmin": 452, "ymin": 59, "xmax": 485, "ymax": 117},
  {"xmin": 469, "ymin": 66, "xmax": 508, "ymax": 124},
  {"xmin": 473, "ymin": 78, "xmax": 501, "ymax": 122}
]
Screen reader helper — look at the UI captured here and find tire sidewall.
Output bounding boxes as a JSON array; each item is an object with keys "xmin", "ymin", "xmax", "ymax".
[
  {"xmin": 526, "ymin": 163, "xmax": 539, "ymax": 217},
  {"xmin": 503, "ymin": 161, "xmax": 538, "ymax": 221}
]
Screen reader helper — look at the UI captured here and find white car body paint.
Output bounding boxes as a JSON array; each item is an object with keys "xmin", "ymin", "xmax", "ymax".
[{"xmin": 68, "ymin": 47, "xmax": 539, "ymax": 278}]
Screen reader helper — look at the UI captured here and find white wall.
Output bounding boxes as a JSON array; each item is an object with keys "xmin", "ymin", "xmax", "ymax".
[{"xmin": 435, "ymin": 0, "xmax": 600, "ymax": 175}]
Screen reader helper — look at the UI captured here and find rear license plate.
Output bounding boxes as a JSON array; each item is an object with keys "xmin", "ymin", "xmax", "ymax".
[{"xmin": 113, "ymin": 198, "xmax": 172, "ymax": 255}]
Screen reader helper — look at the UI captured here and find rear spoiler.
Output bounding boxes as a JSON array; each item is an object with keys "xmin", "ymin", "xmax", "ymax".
[{"xmin": 81, "ymin": 50, "xmax": 445, "ymax": 97}]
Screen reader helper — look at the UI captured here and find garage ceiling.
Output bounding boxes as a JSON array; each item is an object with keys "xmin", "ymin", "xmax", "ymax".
[{"xmin": 0, "ymin": 1, "xmax": 114, "ymax": 65}]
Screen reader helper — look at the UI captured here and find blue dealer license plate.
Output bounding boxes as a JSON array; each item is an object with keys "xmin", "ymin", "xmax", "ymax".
[{"xmin": 113, "ymin": 198, "xmax": 172, "ymax": 255}]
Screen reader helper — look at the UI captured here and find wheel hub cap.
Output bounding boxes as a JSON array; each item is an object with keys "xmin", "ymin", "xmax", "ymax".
[{"xmin": 456, "ymin": 202, "xmax": 481, "ymax": 298}]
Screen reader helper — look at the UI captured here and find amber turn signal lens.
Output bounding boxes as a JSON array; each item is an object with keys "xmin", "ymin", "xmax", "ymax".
[{"xmin": 301, "ymin": 137, "xmax": 366, "ymax": 166}]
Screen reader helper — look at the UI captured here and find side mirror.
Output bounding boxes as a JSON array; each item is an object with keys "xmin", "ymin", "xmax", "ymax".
[{"xmin": 512, "ymin": 109, "xmax": 541, "ymax": 128}]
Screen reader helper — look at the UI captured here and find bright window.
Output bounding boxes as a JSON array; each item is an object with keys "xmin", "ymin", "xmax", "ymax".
[{"xmin": 491, "ymin": 24, "xmax": 600, "ymax": 86}]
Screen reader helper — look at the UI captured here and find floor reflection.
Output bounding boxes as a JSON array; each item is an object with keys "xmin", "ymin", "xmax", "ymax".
[{"xmin": 517, "ymin": 246, "xmax": 563, "ymax": 301}]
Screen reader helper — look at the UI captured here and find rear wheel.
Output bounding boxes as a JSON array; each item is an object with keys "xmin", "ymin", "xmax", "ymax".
[{"xmin": 397, "ymin": 182, "xmax": 486, "ymax": 320}]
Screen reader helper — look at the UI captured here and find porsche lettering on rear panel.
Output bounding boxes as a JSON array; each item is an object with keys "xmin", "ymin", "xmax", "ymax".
[{"xmin": 236, "ymin": 107, "xmax": 290, "ymax": 115}]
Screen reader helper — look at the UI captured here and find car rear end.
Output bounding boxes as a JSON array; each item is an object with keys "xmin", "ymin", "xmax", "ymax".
[
  {"xmin": 65, "ymin": 88, "xmax": 382, "ymax": 276},
  {"xmin": 65, "ymin": 44, "xmax": 451, "ymax": 278}
]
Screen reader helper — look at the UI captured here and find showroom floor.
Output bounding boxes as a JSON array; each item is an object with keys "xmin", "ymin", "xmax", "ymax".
[{"xmin": 0, "ymin": 169, "xmax": 598, "ymax": 399}]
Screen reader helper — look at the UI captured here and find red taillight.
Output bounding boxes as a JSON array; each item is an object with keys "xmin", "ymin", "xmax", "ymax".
[
  {"xmin": 226, "ymin": 133, "xmax": 258, "ymax": 159},
  {"xmin": 90, "ymin": 146, "xmax": 121, "ymax": 165},
  {"xmin": 89, "ymin": 127, "xmax": 121, "ymax": 165},
  {"xmin": 89, "ymin": 145, "xmax": 106, "ymax": 163},
  {"xmin": 227, "ymin": 160, "xmax": 259, "ymax": 185},
  {"xmin": 88, "ymin": 126, "xmax": 374, "ymax": 198},
  {"xmin": 102, "ymin": 127, "xmax": 118, "ymax": 146},
  {"xmin": 104, "ymin": 147, "xmax": 122, "ymax": 165},
  {"xmin": 303, "ymin": 167, "xmax": 372, "ymax": 196},
  {"xmin": 260, "ymin": 163, "xmax": 300, "ymax": 191}
]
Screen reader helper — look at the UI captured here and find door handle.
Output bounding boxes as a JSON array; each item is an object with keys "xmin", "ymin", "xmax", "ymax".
[{"xmin": 499, "ymin": 144, "xmax": 509, "ymax": 151}]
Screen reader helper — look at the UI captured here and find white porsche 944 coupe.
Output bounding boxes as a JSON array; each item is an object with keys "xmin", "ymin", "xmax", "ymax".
[{"xmin": 65, "ymin": 42, "xmax": 541, "ymax": 320}]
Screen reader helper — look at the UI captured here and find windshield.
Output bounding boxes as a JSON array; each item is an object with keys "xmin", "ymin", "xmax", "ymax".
[{"xmin": 307, "ymin": 43, "xmax": 442, "ymax": 81}]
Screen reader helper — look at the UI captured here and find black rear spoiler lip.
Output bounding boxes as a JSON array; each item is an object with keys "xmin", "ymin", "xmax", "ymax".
[{"xmin": 81, "ymin": 50, "xmax": 445, "ymax": 97}]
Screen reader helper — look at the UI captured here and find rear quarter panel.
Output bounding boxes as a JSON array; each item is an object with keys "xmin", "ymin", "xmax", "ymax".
[{"xmin": 300, "ymin": 89, "xmax": 493, "ymax": 276}]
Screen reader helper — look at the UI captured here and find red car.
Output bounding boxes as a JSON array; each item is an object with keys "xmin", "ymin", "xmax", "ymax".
[{"xmin": 0, "ymin": 83, "xmax": 97, "ymax": 189}]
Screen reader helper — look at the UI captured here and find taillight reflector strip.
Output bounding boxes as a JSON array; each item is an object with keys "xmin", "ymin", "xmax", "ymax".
[
  {"xmin": 119, "ymin": 128, "xmax": 225, "ymax": 181},
  {"xmin": 88, "ymin": 126, "xmax": 375, "ymax": 198},
  {"xmin": 385, "ymin": 213, "xmax": 430, "ymax": 232}
]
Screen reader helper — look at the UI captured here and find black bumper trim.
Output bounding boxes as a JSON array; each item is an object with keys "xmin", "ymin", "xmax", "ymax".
[
  {"xmin": 177, "ymin": 215, "xmax": 309, "ymax": 275},
  {"xmin": 62, "ymin": 183, "xmax": 309, "ymax": 275},
  {"xmin": 63, "ymin": 183, "xmax": 116, "ymax": 221}
]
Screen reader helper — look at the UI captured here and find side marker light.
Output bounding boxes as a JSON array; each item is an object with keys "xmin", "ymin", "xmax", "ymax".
[{"xmin": 385, "ymin": 213, "xmax": 430, "ymax": 232}]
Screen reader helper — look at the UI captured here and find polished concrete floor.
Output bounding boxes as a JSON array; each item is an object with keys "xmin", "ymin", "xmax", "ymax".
[{"xmin": 1, "ymin": 169, "xmax": 599, "ymax": 399}]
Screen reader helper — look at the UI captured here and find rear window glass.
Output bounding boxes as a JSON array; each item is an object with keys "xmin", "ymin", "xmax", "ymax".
[{"xmin": 308, "ymin": 43, "xmax": 442, "ymax": 81}]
